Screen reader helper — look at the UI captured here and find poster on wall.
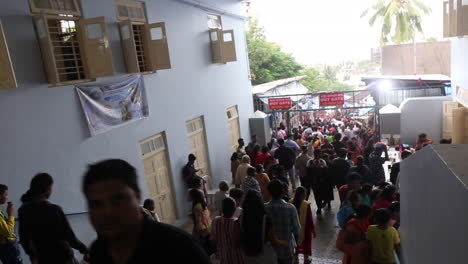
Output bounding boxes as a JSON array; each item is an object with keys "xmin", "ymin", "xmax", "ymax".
[
  {"xmin": 319, "ymin": 92, "xmax": 344, "ymax": 107},
  {"xmin": 76, "ymin": 75, "xmax": 149, "ymax": 136}
]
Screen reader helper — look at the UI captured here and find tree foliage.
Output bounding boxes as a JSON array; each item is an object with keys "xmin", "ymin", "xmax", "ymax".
[
  {"xmin": 361, "ymin": 0, "xmax": 431, "ymax": 45},
  {"xmin": 247, "ymin": 19, "xmax": 302, "ymax": 85},
  {"xmin": 247, "ymin": 19, "xmax": 352, "ymax": 92},
  {"xmin": 300, "ymin": 66, "xmax": 352, "ymax": 93}
]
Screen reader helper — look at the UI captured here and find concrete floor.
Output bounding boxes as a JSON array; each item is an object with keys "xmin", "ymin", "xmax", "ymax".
[{"xmin": 308, "ymin": 191, "xmax": 343, "ymax": 264}]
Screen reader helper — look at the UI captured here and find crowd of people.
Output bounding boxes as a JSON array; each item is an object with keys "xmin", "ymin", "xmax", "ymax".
[
  {"xmin": 180, "ymin": 115, "xmax": 420, "ymax": 264},
  {"xmin": 0, "ymin": 115, "xmax": 437, "ymax": 264}
]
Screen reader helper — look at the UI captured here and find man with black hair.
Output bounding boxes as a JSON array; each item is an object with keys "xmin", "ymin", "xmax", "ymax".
[
  {"xmin": 329, "ymin": 148, "xmax": 351, "ymax": 189},
  {"xmin": 236, "ymin": 138, "xmax": 246, "ymax": 159},
  {"xmin": 245, "ymin": 135, "xmax": 258, "ymax": 155},
  {"xmin": 83, "ymin": 159, "xmax": 210, "ymax": 264},
  {"xmin": 331, "ymin": 133, "xmax": 345, "ymax": 153},
  {"xmin": 274, "ymin": 139, "xmax": 298, "ymax": 190},
  {"xmin": 265, "ymin": 180, "xmax": 300, "ymax": 264},
  {"xmin": 182, "ymin": 154, "xmax": 208, "ymax": 202}
]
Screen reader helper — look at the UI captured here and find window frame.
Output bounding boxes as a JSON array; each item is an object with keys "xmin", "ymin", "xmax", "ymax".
[
  {"xmin": 207, "ymin": 14, "xmax": 222, "ymax": 30},
  {"xmin": 114, "ymin": 0, "xmax": 148, "ymax": 23},
  {"xmin": 29, "ymin": 0, "xmax": 82, "ymax": 16}
]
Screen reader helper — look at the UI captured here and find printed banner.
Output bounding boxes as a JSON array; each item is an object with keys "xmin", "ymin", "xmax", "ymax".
[
  {"xmin": 268, "ymin": 97, "xmax": 292, "ymax": 110},
  {"xmin": 76, "ymin": 75, "xmax": 149, "ymax": 136},
  {"xmin": 319, "ymin": 92, "xmax": 345, "ymax": 107}
]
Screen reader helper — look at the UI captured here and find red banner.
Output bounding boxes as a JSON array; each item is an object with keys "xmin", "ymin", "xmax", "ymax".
[
  {"xmin": 319, "ymin": 93, "xmax": 344, "ymax": 107},
  {"xmin": 268, "ymin": 97, "xmax": 292, "ymax": 110}
]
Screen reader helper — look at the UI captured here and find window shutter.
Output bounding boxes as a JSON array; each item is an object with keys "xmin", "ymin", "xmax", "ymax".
[
  {"xmin": 0, "ymin": 23, "xmax": 17, "ymax": 88},
  {"xmin": 450, "ymin": 0, "xmax": 458, "ymax": 36},
  {"xmin": 457, "ymin": 0, "xmax": 468, "ymax": 36},
  {"xmin": 78, "ymin": 17, "xmax": 114, "ymax": 78},
  {"xmin": 119, "ymin": 19, "xmax": 139, "ymax": 73},
  {"xmin": 222, "ymin": 30, "xmax": 237, "ymax": 63},
  {"xmin": 145, "ymin": 22, "xmax": 171, "ymax": 70},
  {"xmin": 443, "ymin": 2, "xmax": 450, "ymax": 38},
  {"xmin": 34, "ymin": 14, "xmax": 60, "ymax": 85},
  {"xmin": 144, "ymin": 22, "xmax": 171, "ymax": 71},
  {"xmin": 209, "ymin": 29, "xmax": 223, "ymax": 64}
]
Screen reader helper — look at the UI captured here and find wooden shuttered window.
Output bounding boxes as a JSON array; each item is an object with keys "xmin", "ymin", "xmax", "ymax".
[
  {"xmin": 34, "ymin": 15, "xmax": 114, "ymax": 86},
  {"xmin": 209, "ymin": 29, "xmax": 237, "ymax": 64},
  {"xmin": 0, "ymin": 23, "xmax": 17, "ymax": 88},
  {"xmin": 119, "ymin": 21, "xmax": 172, "ymax": 73}
]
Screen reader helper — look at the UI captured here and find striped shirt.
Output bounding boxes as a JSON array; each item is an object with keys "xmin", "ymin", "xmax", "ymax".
[
  {"xmin": 265, "ymin": 199, "xmax": 301, "ymax": 258},
  {"xmin": 211, "ymin": 216, "xmax": 245, "ymax": 264},
  {"xmin": 242, "ymin": 176, "xmax": 261, "ymax": 194}
]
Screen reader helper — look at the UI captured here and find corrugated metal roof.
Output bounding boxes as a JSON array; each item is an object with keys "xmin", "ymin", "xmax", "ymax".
[{"xmin": 252, "ymin": 76, "xmax": 307, "ymax": 95}]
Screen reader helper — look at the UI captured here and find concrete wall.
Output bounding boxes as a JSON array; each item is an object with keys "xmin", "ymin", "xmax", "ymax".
[
  {"xmin": 0, "ymin": 0, "xmax": 252, "ymax": 260},
  {"xmin": 381, "ymin": 41, "xmax": 451, "ymax": 76},
  {"xmin": 399, "ymin": 96, "xmax": 451, "ymax": 145},
  {"xmin": 400, "ymin": 145, "xmax": 468, "ymax": 263}
]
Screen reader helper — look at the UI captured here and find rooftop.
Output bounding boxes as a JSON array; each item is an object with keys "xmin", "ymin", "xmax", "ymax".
[{"xmin": 252, "ymin": 75, "xmax": 307, "ymax": 95}]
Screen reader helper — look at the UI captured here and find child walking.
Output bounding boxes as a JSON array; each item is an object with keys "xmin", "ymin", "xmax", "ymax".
[{"xmin": 366, "ymin": 209, "xmax": 400, "ymax": 264}]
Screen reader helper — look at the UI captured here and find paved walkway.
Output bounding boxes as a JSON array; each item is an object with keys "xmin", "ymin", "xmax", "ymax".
[
  {"xmin": 181, "ymin": 189, "xmax": 344, "ymax": 264},
  {"xmin": 307, "ymin": 190, "xmax": 343, "ymax": 264}
]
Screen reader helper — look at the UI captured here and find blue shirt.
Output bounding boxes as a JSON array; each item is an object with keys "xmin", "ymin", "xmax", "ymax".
[
  {"xmin": 337, "ymin": 205, "xmax": 355, "ymax": 229},
  {"xmin": 265, "ymin": 199, "xmax": 301, "ymax": 258},
  {"xmin": 284, "ymin": 139, "xmax": 300, "ymax": 152}
]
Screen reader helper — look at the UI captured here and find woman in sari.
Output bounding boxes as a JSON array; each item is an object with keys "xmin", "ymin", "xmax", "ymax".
[{"xmin": 290, "ymin": 187, "xmax": 316, "ymax": 264}]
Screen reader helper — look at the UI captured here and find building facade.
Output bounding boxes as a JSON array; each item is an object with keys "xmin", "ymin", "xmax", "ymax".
[{"xmin": 0, "ymin": 0, "xmax": 253, "ymax": 255}]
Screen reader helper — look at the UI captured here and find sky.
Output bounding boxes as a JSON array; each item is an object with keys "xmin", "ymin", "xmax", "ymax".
[{"xmin": 249, "ymin": 0, "xmax": 444, "ymax": 66}]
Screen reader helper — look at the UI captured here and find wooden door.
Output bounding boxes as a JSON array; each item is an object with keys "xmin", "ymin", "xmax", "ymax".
[
  {"xmin": 443, "ymin": 101, "xmax": 459, "ymax": 139},
  {"xmin": 222, "ymin": 30, "xmax": 237, "ymax": 62},
  {"xmin": 227, "ymin": 106, "xmax": 241, "ymax": 153},
  {"xmin": 119, "ymin": 19, "xmax": 139, "ymax": 73},
  {"xmin": 144, "ymin": 22, "xmax": 171, "ymax": 71},
  {"xmin": 79, "ymin": 17, "xmax": 114, "ymax": 78},
  {"xmin": 186, "ymin": 117, "xmax": 212, "ymax": 188},
  {"xmin": 140, "ymin": 133, "xmax": 177, "ymax": 224},
  {"xmin": 0, "ymin": 23, "xmax": 17, "ymax": 88}
]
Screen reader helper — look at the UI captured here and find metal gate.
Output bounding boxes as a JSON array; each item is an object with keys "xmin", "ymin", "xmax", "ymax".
[{"xmin": 254, "ymin": 90, "xmax": 379, "ymax": 136}]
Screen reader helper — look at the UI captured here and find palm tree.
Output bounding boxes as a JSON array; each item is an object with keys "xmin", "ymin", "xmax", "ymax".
[{"xmin": 361, "ymin": 0, "xmax": 431, "ymax": 45}]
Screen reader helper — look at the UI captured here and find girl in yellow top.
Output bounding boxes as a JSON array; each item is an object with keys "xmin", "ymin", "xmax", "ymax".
[
  {"xmin": 0, "ymin": 184, "xmax": 22, "ymax": 264},
  {"xmin": 366, "ymin": 209, "xmax": 401, "ymax": 264}
]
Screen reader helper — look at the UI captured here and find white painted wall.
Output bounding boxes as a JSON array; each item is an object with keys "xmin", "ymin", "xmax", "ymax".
[
  {"xmin": 451, "ymin": 37, "xmax": 468, "ymax": 98},
  {"xmin": 400, "ymin": 145, "xmax": 468, "ymax": 263},
  {"xmin": 0, "ymin": 0, "xmax": 252, "ymax": 234},
  {"xmin": 399, "ymin": 96, "xmax": 451, "ymax": 145}
]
